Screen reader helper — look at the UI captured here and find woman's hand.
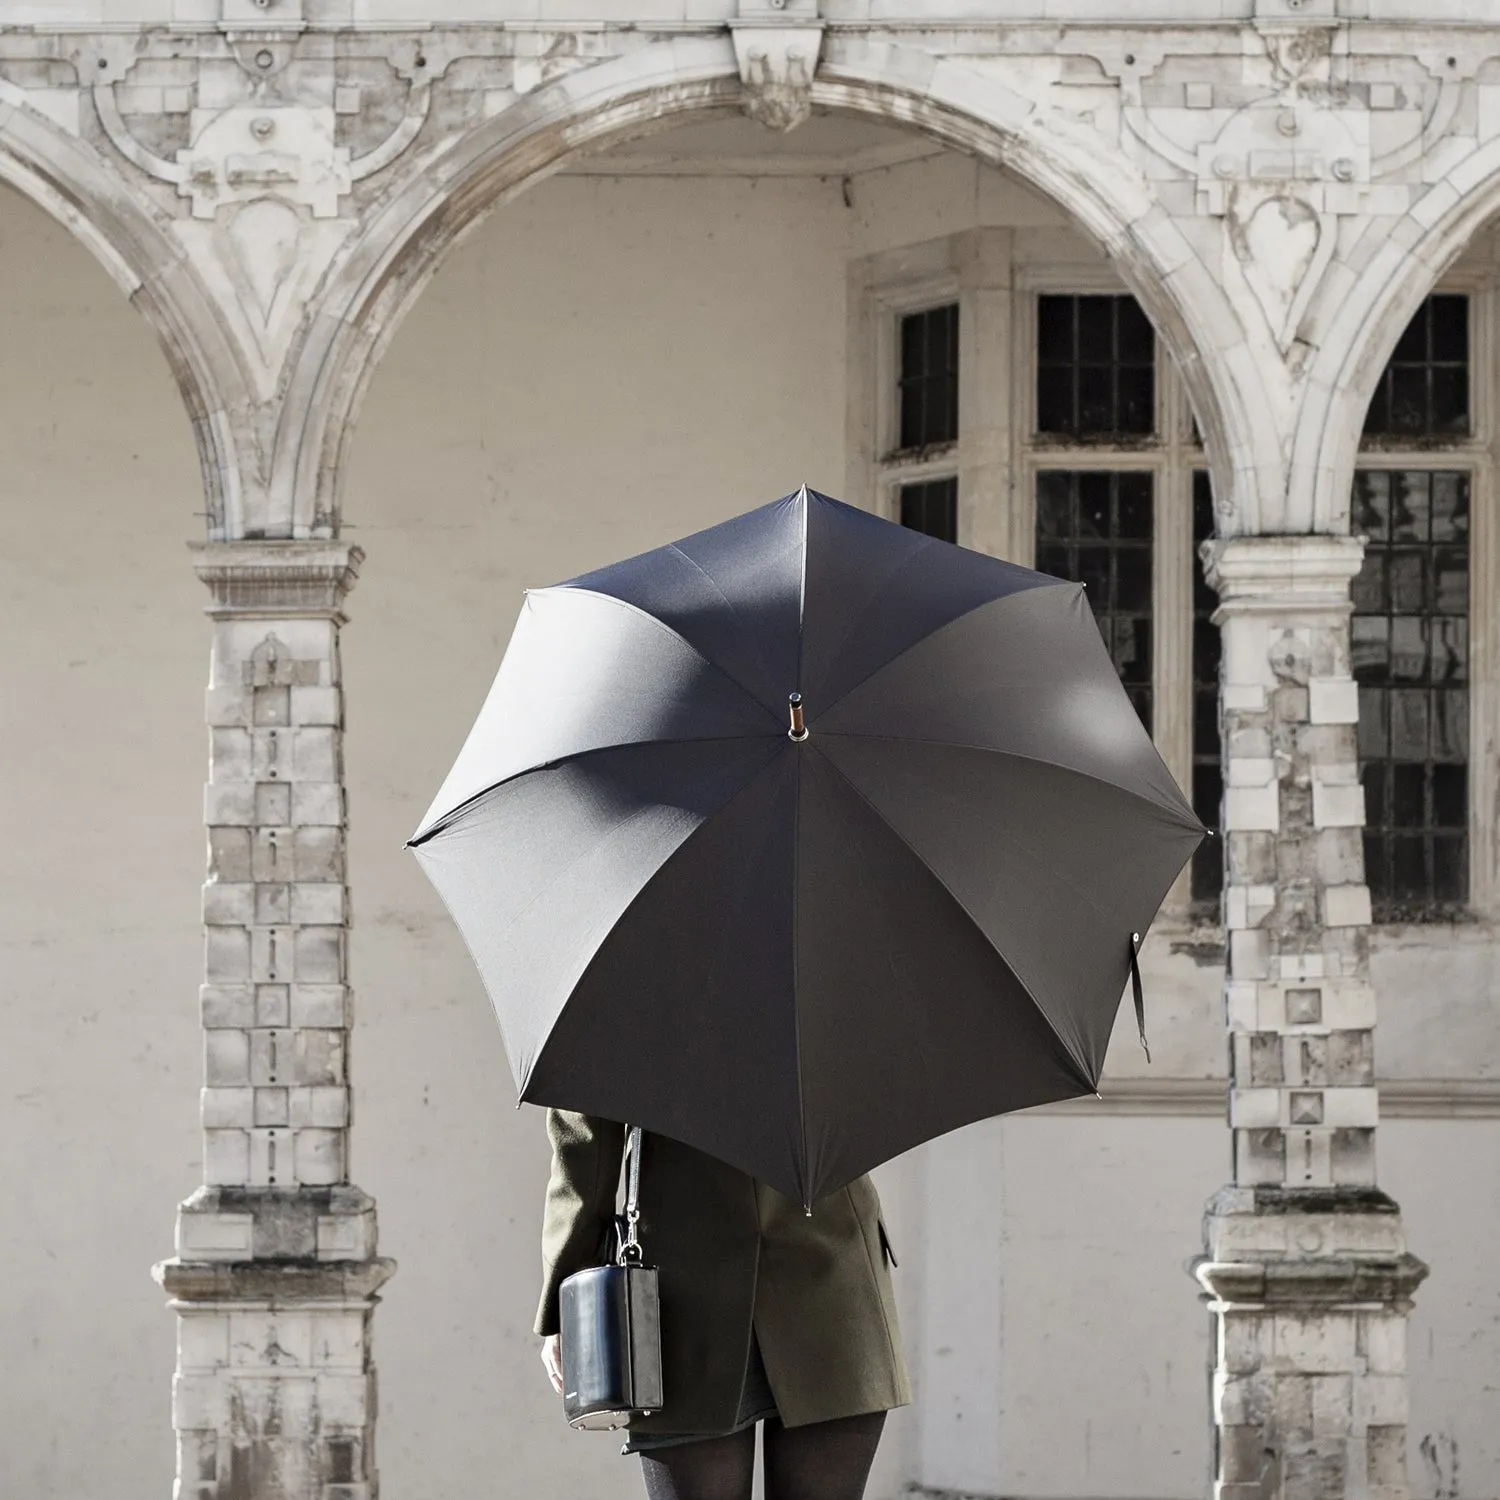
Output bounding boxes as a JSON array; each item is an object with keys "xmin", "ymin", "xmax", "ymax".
[{"xmin": 540, "ymin": 1333, "xmax": 564, "ymax": 1396}]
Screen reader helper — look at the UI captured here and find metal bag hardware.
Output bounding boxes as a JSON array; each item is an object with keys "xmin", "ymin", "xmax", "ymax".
[{"xmin": 558, "ymin": 1125, "xmax": 664, "ymax": 1430}]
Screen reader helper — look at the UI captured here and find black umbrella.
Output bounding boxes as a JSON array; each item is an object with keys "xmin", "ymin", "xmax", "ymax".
[{"xmin": 410, "ymin": 486, "xmax": 1203, "ymax": 1206}]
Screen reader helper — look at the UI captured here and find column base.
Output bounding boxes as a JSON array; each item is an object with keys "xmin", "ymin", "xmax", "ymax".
[{"xmin": 1195, "ymin": 1186, "xmax": 1428, "ymax": 1500}]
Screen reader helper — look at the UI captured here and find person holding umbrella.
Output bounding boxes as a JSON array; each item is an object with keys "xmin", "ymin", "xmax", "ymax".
[
  {"xmin": 535, "ymin": 1109, "xmax": 907, "ymax": 1498},
  {"xmin": 408, "ymin": 487, "xmax": 1202, "ymax": 1499}
]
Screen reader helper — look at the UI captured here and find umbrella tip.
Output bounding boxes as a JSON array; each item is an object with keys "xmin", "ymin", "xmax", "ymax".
[{"xmin": 788, "ymin": 693, "xmax": 808, "ymax": 741}]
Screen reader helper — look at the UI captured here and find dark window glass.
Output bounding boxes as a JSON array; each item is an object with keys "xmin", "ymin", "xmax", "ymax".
[
  {"xmin": 1362, "ymin": 295, "xmax": 1469, "ymax": 440},
  {"xmin": 1352, "ymin": 469, "xmax": 1469, "ymax": 920},
  {"xmin": 1035, "ymin": 470, "xmax": 1153, "ymax": 730},
  {"xmin": 898, "ymin": 303, "xmax": 959, "ymax": 451},
  {"xmin": 1036, "ymin": 295, "xmax": 1155, "ymax": 440},
  {"xmin": 1191, "ymin": 471, "xmax": 1222, "ymax": 915},
  {"xmin": 900, "ymin": 477, "xmax": 957, "ymax": 543}
]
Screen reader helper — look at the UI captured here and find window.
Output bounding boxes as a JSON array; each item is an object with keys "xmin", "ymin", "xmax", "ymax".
[
  {"xmin": 1035, "ymin": 470, "xmax": 1154, "ymax": 728},
  {"xmin": 898, "ymin": 304, "xmax": 959, "ymax": 452},
  {"xmin": 1354, "ymin": 295, "xmax": 1475, "ymax": 922},
  {"xmin": 1352, "ymin": 471, "xmax": 1470, "ymax": 918},
  {"xmin": 900, "ymin": 477, "xmax": 958, "ymax": 542},
  {"xmin": 1191, "ymin": 471, "xmax": 1223, "ymax": 912},
  {"xmin": 1036, "ymin": 294, "xmax": 1155, "ymax": 439}
]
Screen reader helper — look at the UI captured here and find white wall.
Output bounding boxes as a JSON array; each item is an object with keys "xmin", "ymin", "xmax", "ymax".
[{"xmin": 4, "ymin": 134, "xmax": 1500, "ymax": 1500}]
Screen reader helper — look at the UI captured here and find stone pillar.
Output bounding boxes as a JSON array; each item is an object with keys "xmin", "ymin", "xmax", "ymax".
[
  {"xmin": 154, "ymin": 541, "xmax": 394, "ymax": 1500},
  {"xmin": 1194, "ymin": 536, "xmax": 1428, "ymax": 1500}
]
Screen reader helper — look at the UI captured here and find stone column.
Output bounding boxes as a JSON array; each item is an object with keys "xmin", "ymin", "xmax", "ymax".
[
  {"xmin": 1194, "ymin": 536, "xmax": 1428, "ymax": 1500},
  {"xmin": 154, "ymin": 541, "xmax": 394, "ymax": 1500}
]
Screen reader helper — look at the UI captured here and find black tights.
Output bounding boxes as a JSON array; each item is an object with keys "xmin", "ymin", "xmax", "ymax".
[{"xmin": 639, "ymin": 1412, "xmax": 886, "ymax": 1500}]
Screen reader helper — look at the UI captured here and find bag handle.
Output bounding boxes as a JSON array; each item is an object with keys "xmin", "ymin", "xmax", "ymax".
[{"xmin": 618, "ymin": 1124, "xmax": 644, "ymax": 1265}]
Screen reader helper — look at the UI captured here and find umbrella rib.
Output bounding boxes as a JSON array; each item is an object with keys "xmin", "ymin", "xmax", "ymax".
[
  {"xmin": 811, "ymin": 745, "xmax": 1099, "ymax": 1094},
  {"xmin": 819, "ymin": 730, "xmax": 1205, "ymax": 831}
]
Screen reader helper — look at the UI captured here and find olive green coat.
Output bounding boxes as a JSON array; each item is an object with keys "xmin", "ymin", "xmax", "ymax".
[{"xmin": 535, "ymin": 1110, "xmax": 911, "ymax": 1437}]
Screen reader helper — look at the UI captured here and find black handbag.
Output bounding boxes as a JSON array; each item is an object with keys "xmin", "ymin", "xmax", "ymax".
[{"xmin": 558, "ymin": 1124, "xmax": 665, "ymax": 1431}]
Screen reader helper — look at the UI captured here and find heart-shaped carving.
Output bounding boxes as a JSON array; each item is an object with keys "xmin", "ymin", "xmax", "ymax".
[
  {"xmin": 222, "ymin": 199, "xmax": 302, "ymax": 341},
  {"xmin": 1235, "ymin": 193, "xmax": 1331, "ymax": 353}
]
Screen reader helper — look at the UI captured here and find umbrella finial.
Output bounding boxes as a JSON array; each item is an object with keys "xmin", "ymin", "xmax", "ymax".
[{"xmin": 788, "ymin": 693, "xmax": 808, "ymax": 742}]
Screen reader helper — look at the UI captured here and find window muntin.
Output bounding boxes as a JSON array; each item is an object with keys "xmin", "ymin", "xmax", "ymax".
[
  {"xmin": 1352, "ymin": 469, "xmax": 1470, "ymax": 919},
  {"xmin": 1036, "ymin": 294, "xmax": 1155, "ymax": 440},
  {"xmin": 1034, "ymin": 469, "xmax": 1154, "ymax": 731},
  {"xmin": 898, "ymin": 303, "xmax": 959, "ymax": 452},
  {"xmin": 1362, "ymin": 294, "xmax": 1469, "ymax": 441},
  {"xmin": 899, "ymin": 477, "xmax": 958, "ymax": 543}
]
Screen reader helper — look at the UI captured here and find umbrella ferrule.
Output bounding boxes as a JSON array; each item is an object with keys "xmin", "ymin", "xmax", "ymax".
[{"xmin": 788, "ymin": 693, "xmax": 808, "ymax": 742}]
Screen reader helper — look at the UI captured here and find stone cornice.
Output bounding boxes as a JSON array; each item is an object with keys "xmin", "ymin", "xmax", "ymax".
[
  {"xmin": 1200, "ymin": 533, "xmax": 1366, "ymax": 615},
  {"xmin": 153, "ymin": 1255, "xmax": 397, "ymax": 1304},
  {"xmin": 190, "ymin": 540, "xmax": 364, "ymax": 621},
  {"xmin": 1193, "ymin": 1252, "xmax": 1430, "ymax": 1309}
]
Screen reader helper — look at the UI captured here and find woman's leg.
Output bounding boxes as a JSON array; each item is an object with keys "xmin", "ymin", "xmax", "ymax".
[
  {"xmin": 638, "ymin": 1426, "xmax": 757, "ymax": 1500},
  {"xmin": 762, "ymin": 1411, "xmax": 887, "ymax": 1500}
]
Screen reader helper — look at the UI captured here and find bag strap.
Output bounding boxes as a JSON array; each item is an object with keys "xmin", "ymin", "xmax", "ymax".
[{"xmin": 619, "ymin": 1124, "xmax": 644, "ymax": 1265}]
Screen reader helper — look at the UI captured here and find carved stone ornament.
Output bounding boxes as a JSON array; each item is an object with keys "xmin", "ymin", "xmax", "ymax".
[{"xmin": 730, "ymin": 24, "xmax": 824, "ymax": 133}]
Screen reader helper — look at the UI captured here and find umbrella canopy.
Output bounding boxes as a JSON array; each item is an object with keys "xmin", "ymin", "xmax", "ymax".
[{"xmin": 410, "ymin": 486, "xmax": 1203, "ymax": 1206}]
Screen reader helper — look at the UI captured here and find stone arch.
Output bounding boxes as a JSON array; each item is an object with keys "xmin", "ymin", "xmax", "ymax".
[
  {"xmin": 289, "ymin": 35, "xmax": 1269, "ymax": 541},
  {"xmin": 0, "ymin": 86, "xmax": 249, "ymax": 538},
  {"xmin": 1296, "ymin": 143, "xmax": 1500, "ymax": 536}
]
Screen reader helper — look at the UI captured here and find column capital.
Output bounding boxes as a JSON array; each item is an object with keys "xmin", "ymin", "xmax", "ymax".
[
  {"xmin": 1201, "ymin": 532, "xmax": 1365, "ymax": 615},
  {"xmin": 190, "ymin": 540, "xmax": 364, "ymax": 621}
]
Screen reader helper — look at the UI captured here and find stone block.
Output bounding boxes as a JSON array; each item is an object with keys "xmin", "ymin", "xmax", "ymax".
[
  {"xmin": 205, "ymin": 686, "xmax": 251, "ymax": 727},
  {"xmin": 293, "ymin": 783, "xmax": 344, "ymax": 826},
  {"xmin": 1248, "ymin": 1033, "xmax": 1284, "ymax": 1086},
  {"xmin": 209, "ymin": 727, "xmax": 252, "ymax": 781},
  {"xmin": 201, "ymin": 984, "xmax": 254, "ymax": 1029},
  {"xmin": 255, "ymin": 984, "xmax": 291, "ymax": 1027},
  {"xmin": 203, "ymin": 882, "xmax": 254, "ymax": 925},
  {"xmin": 1229, "ymin": 727, "xmax": 1272, "ymax": 758},
  {"xmin": 293, "ymin": 727, "xmax": 339, "ymax": 781},
  {"xmin": 294, "ymin": 826, "xmax": 344, "ymax": 881},
  {"xmin": 1355, "ymin": 1374, "xmax": 1408, "ymax": 1427},
  {"xmin": 1231, "ymin": 1088, "xmax": 1280, "ymax": 1128},
  {"xmin": 248, "ymin": 1127, "xmax": 287, "ymax": 1187},
  {"xmin": 177, "ymin": 1209, "xmax": 252, "ymax": 1259},
  {"xmin": 1225, "ymin": 784, "xmax": 1280, "ymax": 831},
  {"xmin": 1327, "ymin": 1031, "xmax": 1374, "ymax": 1085},
  {"xmin": 1322, "ymin": 884, "xmax": 1372, "ymax": 928},
  {"xmin": 1359, "ymin": 1316, "xmax": 1407, "ymax": 1375},
  {"xmin": 292, "ymin": 883, "xmax": 345, "ymax": 924},
  {"xmin": 173, "ymin": 1374, "xmax": 228, "ymax": 1431},
  {"xmin": 291, "ymin": 984, "xmax": 349, "ymax": 1028},
  {"xmin": 202, "ymin": 1129, "xmax": 249, "ymax": 1185},
  {"xmin": 290, "ymin": 1085, "xmax": 349, "ymax": 1128},
  {"xmin": 1226, "ymin": 981, "xmax": 1259, "ymax": 1030},
  {"xmin": 249, "ymin": 1030, "xmax": 286, "ymax": 1086},
  {"xmin": 1309, "ymin": 1375, "xmax": 1353, "ymax": 1435},
  {"xmin": 295, "ymin": 927, "xmax": 344, "ymax": 983},
  {"xmin": 1321, "ymin": 981, "xmax": 1376, "ymax": 1029},
  {"xmin": 1215, "ymin": 1371, "xmax": 1273, "ymax": 1426},
  {"xmin": 1290, "ymin": 1035, "xmax": 1327, "ymax": 1086},
  {"xmin": 254, "ymin": 1087, "xmax": 289, "ymax": 1127},
  {"xmin": 205, "ymin": 923, "xmax": 252, "ymax": 981},
  {"xmin": 311, "ymin": 1312, "xmax": 367, "ymax": 1368},
  {"xmin": 1367, "ymin": 1425, "xmax": 1407, "ymax": 1487},
  {"xmin": 1331, "ymin": 1127, "xmax": 1376, "ymax": 1185},
  {"xmin": 204, "ymin": 783, "xmax": 255, "ymax": 826},
  {"xmin": 1275, "ymin": 1314, "xmax": 1356, "ymax": 1372},
  {"xmin": 291, "ymin": 686, "xmax": 341, "ymax": 726},
  {"xmin": 1224, "ymin": 683, "xmax": 1268, "ymax": 712},
  {"xmin": 1220, "ymin": 1424, "xmax": 1271, "ymax": 1482},
  {"xmin": 1280, "ymin": 953, "xmax": 1325, "ymax": 982},
  {"xmin": 1221, "ymin": 1317, "xmax": 1272, "ymax": 1375},
  {"xmin": 1230, "ymin": 928, "xmax": 1270, "ymax": 980},
  {"xmin": 1312, "ymin": 783, "xmax": 1365, "ymax": 828},
  {"xmin": 252, "ymin": 828, "xmax": 293, "ymax": 884},
  {"xmin": 296, "ymin": 1128, "xmax": 345, "ymax": 1185},
  {"xmin": 294, "ymin": 1029, "xmax": 346, "ymax": 1086},
  {"xmin": 205, "ymin": 1030, "xmax": 250, "ymax": 1085},
  {"xmin": 1228, "ymin": 832, "xmax": 1277, "ymax": 883},
  {"xmin": 1308, "ymin": 677, "xmax": 1359, "ymax": 723},
  {"xmin": 1272, "ymin": 1375, "xmax": 1314, "ymax": 1439},
  {"xmin": 255, "ymin": 883, "xmax": 291, "ymax": 925},
  {"xmin": 250, "ymin": 927, "xmax": 289, "ymax": 984},
  {"xmin": 208, "ymin": 828, "xmax": 253, "ymax": 883},
  {"xmin": 177, "ymin": 1315, "xmax": 230, "ymax": 1371},
  {"xmin": 253, "ymin": 686, "xmax": 290, "ymax": 727},
  {"xmin": 1289, "ymin": 1091, "xmax": 1323, "ymax": 1125},
  {"xmin": 201, "ymin": 1087, "xmax": 254, "ymax": 1128},
  {"xmin": 317, "ymin": 1373, "xmax": 370, "ymax": 1427},
  {"xmin": 318, "ymin": 1211, "xmax": 376, "ymax": 1263},
  {"xmin": 1228, "ymin": 757, "xmax": 1277, "ymax": 787},
  {"xmin": 255, "ymin": 782, "xmax": 292, "ymax": 826},
  {"xmin": 1282, "ymin": 1440, "xmax": 1346, "ymax": 1500},
  {"xmin": 1285, "ymin": 987, "xmax": 1322, "ymax": 1025}
]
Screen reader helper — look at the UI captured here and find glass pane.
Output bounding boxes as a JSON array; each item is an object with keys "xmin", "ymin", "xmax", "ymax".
[
  {"xmin": 1035, "ymin": 293, "xmax": 1155, "ymax": 438},
  {"xmin": 899, "ymin": 477, "xmax": 957, "ymax": 543},
  {"xmin": 1363, "ymin": 295, "xmax": 1471, "ymax": 440},
  {"xmin": 898, "ymin": 304, "xmax": 959, "ymax": 450},
  {"xmin": 1353, "ymin": 470, "xmax": 1469, "ymax": 918}
]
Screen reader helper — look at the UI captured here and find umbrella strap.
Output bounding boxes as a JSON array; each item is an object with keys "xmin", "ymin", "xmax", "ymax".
[
  {"xmin": 1130, "ymin": 932, "xmax": 1151, "ymax": 1065},
  {"xmin": 620, "ymin": 1124, "xmax": 644, "ymax": 1264}
]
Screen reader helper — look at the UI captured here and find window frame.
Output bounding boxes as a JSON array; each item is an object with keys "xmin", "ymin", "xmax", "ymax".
[{"xmin": 1354, "ymin": 269, "xmax": 1497, "ymax": 923}]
